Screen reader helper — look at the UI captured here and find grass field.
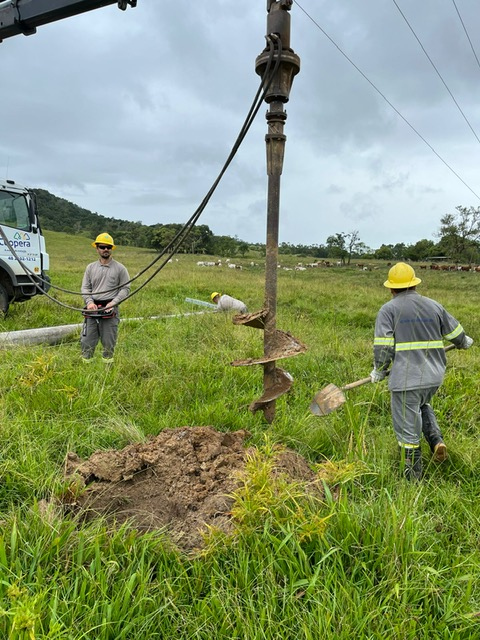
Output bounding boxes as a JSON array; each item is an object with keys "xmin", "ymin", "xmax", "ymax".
[{"xmin": 0, "ymin": 230, "xmax": 479, "ymax": 639}]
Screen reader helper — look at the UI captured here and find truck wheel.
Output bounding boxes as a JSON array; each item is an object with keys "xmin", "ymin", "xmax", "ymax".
[
  {"xmin": 42, "ymin": 274, "xmax": 51, "ymax": 293},
  {"xmin": 0, "ymin": 283, "xmax": 9, "ymax": 315}
]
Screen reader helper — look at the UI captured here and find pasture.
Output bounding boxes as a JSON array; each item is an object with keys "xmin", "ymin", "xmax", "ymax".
[{"xmin": 0, "ymin": 230, "xmax": 479, "ymax": 639}]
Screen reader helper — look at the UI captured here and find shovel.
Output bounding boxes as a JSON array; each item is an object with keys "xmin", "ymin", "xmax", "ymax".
[{"xmin": 310, "ymin": 344, "xmax": 456, "ymax": 417}]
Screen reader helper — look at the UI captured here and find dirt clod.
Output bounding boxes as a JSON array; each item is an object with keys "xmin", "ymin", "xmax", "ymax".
[{"xmin": 64, "ymin": 426, "xmax": 321, "ymax": 552}]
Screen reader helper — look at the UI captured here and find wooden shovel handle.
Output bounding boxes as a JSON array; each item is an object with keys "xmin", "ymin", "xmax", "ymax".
[
  {"xmin": 342, "ymin": 377, "xmax": 374, "ymax": 391},
  {"xmin": 342, "ymin": 343, "xmax": 456, "ymax": 392}
]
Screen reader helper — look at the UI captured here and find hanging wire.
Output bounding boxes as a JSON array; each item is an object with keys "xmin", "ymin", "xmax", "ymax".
[
  {"xmin": 0, "ymin": 35, "xmax": 281, "ymax": 313},
  {"xmin": 294, "ymin": 1, "xmax": 480, "ymax": 201},
  {"xmin": 451, "ymin": 0, "xmax": 480, "ymax": 71},
  {"xmin": 391, "ymin": 0, "xmax": 480, "ymax": 144}
]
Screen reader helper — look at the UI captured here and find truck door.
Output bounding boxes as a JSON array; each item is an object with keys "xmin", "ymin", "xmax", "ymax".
[{"xmin": 0, "ymin": 190, "xmax": 44, "ymax": 278}]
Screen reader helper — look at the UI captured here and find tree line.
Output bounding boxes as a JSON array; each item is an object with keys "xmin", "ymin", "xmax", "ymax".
[{"xmin": 33, "ymin": 189, "xmax": 480, "ymax": 263}]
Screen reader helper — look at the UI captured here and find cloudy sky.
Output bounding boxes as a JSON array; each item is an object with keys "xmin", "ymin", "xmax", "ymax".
[{"xmin": 2, "ymin": 0, "xmax": 480, "ymax": 250}]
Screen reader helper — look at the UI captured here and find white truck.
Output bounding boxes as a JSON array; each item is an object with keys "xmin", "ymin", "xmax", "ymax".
[{"xmin": 0, "ymin": 179, "xmax": 50, "ymax": 314}]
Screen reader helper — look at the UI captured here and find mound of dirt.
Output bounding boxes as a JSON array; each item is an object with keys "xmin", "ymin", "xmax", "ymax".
[{"xmin": 63, "ymin": 426, "xmax": 322, "ymax": 552}]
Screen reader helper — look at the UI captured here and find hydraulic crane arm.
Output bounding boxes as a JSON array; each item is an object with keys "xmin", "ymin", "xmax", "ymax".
[{"xmin": 0, "ymin": 0, "xmax": 137, "ymax": 42}]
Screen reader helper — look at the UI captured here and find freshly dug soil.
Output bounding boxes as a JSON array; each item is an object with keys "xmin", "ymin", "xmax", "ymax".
[{"xmin": 63, "ymin": 426, "xmax": 322, "ymax": 552}]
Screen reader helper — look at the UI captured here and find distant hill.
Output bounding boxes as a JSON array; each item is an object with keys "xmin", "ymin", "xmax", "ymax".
[
  {"xmin": 31, "ymin": 188, "xmax": 257, "ymax": 256},
  {"xmin": 33, "ymin": 188, "xmax": 151, "ymax": 248}
]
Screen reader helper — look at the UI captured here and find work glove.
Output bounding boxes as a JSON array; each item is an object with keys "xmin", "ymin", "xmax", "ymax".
[
  {"xmin": 370, "ymin": 368, "xmax": 387, "ymax": 383},
  {"xmin": 462, "ymin": 336, "xmax": 474, "ymax": 349}
]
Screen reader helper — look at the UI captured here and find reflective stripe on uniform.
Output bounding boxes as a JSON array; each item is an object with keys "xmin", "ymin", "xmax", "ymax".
[
  {"xmin": 443, "ymin": 324, "xmax": 463, "ymax": 341},
  {"xmin": 374, "ymin": 336, "xmax": 395, "ymax": 347},
  {"xmin": 395, "ymin": 340, "xmax": 444, "ymax": 352}
]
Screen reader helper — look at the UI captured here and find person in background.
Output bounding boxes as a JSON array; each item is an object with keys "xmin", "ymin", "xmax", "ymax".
[
  {"xmin": 81, "ymin": 233, "xmax": 130, "ymax": 363},
  {"xmin": 210, "ymin": 291, "xmax": 247, "ymax": 314},
  {"xmin": 371, "ymin": 262, "xmax": 473, "ymax": 481}
]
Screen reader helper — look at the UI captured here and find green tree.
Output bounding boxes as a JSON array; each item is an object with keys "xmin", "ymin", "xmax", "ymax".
[
  {"xmin": 391, "ymin": 243, "xmax": 406, "ymax": 259},
  {"xmin": 437, "ymin": 206, "xmax": 480, "ymax": 262},
  {"xmin": 326, "ymin": 233, "xmax": 348, "ymax": 263},
  {"xmin": 237, "ymin": 241, "xmax": 250, "ymax": 257},
  {"xmin": 150, "ymin": 225, "xmax": 181, "ymax": 252},
  {"xmin": 212, "ymin": 235, "xmax": 239, "ymax": 257},
  {"xmin": 404, "ymin": 239, "xmax": 436, "ymax": 262},
  {"xmin": 374, "ymin": 244, "xmax": 394, "ymax": 260},
  {"xmin": 344, "ymin": 230, "xmax": 365, "ymax": 264}
]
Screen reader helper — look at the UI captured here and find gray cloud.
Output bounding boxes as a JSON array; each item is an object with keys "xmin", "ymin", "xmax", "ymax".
[{"xmin": 1, "ymin": 0, "xmax": 480, "ymax": 250}]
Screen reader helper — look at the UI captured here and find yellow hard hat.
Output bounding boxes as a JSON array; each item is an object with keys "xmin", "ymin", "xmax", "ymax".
[
  {"xmin": 210, "ymin": 292, "xmax": 220, "ymax": 301},
  {"xmin": 384, "ymin": 262, "xmax": 421, "ymax": 289},
  {"xmin": 92, "ymin": 233, "xmax": 116, "ymax": 249}
]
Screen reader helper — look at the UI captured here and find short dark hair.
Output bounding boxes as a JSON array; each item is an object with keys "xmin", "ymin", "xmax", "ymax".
[{"xmin": 391, "ymin": 286, "xmax": 416, "ymax": 293}]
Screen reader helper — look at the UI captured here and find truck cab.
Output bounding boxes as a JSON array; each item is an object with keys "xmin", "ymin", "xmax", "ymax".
[{"xmin": 0, "ymin": 179, "xmax": 50, "ymax": 314}]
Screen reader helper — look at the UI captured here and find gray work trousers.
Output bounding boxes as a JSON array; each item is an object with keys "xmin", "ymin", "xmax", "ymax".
[
  {"xmin": 390, "ymin": 386, "xmax": 440, "ymax": 447},
  {"xmin": 81, "ymin": 314, "xmax": 120, "ymax": 359}
]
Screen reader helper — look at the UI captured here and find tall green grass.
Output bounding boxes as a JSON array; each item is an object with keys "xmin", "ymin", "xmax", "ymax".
[{"xmin": 0, "ymin": 232, "xmax": 479, "ymax": 638}]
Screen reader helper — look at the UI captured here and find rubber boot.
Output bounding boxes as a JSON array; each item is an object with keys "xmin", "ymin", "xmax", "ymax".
[
  {"xmin": 401, "ymin": 447, "xmax": 422, "ymax": 482},
  {"xmin": 421, "ymin": 404, "xmax": 447, "ymax": 462}
]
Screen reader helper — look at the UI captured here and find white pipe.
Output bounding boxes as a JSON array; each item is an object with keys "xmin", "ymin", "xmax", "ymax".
[
  {"xmin": 185, "ymin": 297, "xmax": 217, "ymax": 309},
  {"xmin": 0, "ymin": 310, "xmax": 215, "ymax": 348},
  {"xmin": 0, "ymin": 323, "xmax": 83, "ymax": 347}
]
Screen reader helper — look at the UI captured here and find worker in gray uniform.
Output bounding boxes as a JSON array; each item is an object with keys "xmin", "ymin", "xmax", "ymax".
[
  {"xmin": 210, "ymin": 292, "xmax": 247, "ymax": 314},
  {"xmin": 371, "ymin": 262, "xmax": 473, "ymax": 481},
  {"xmin": 81, "ymin": 233, "xmax": 130, "ymax": 363}
]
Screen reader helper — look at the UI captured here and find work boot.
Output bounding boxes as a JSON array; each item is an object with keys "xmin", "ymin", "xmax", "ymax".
[
  {"xmin": 432, "ymin": 442, "xmax": 448, "ymax": 462},
  {"xmin": 421, "ymin": 404, "xmax": 447, "ymax": 461},
  {"xmin": 401, "ymin": 446, "xmax": 422, "ymax": 482}
]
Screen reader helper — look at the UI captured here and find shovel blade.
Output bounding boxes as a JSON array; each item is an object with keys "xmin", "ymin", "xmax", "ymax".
[{"xmin": 310, "ymin": 383, "xmax": 347, "ymax": 416}]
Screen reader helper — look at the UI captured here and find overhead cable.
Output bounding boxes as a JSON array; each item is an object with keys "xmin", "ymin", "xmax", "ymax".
[
  {"xmin": 294, "ymin": 0, "xmax": 480, "ymax": 201},
  {"xmin": 392, "ymin": 0, "xmax": 480, "ymax": 144},
  {"xmin": 451, "ymin": 0, "xmax": 480, "ymax": 71},
  {"xmin": 2, "ymin": 37, "xmax": 281, "ymax": 312}
]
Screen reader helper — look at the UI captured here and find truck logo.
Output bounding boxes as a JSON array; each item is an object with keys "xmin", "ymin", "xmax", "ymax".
[
  {"xmin": 0, "ymin": 231, "xmax": 32, "ymax": 249},
  {"xmin": 14, "ymin": 232, "xmax": 31, "ymax": 241}
]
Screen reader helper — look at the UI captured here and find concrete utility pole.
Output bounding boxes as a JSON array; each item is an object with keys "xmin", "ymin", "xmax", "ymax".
[{"xmin": 255, "ymin": 0, "xmax": 300, "ymax": 422}]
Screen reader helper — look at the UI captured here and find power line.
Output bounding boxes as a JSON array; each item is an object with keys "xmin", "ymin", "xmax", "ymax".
[
  {"xmin": 451, "ymin": 0, "xmax": 480, "ymax": 71},
  {"xmin": 293, "ymin": 1, "xmax": 480, "ymax": 201},
  {"xmin": 392, "ymin": 0, "xmax": 480, "ymax": 145}
]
